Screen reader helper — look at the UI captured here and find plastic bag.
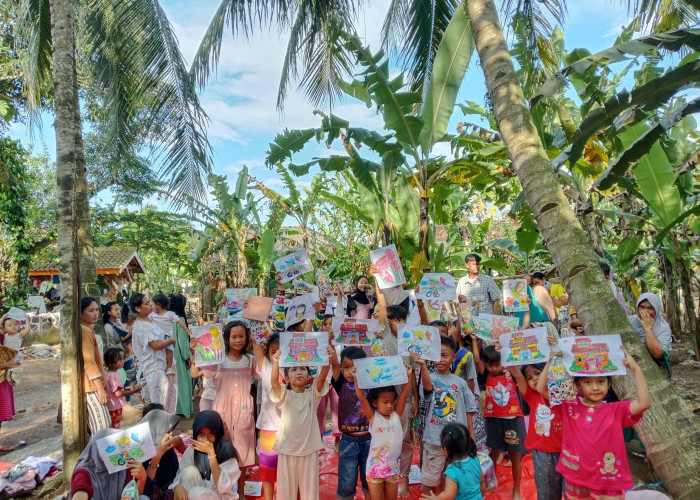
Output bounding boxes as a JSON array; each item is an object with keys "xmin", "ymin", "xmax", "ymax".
[
  {"xmin": 121, "ymin": 479, "xmax": 138, "ymax": 500},
  {"xmin": 478, "ymin": 451, "xmax": 498, "ymax": 490},
  {"xmin": 547, "ymin": 355, "xmax": 577, "ymax": 406}
]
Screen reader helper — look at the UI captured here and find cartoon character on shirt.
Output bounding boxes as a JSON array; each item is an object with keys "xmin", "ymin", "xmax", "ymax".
[
  {"xmin": 600, "ymin": 452, "xmax": 619, "ymax": 475},
  {"xmin": 534, "ymin": 404, "xmax": 555, "ymax": 437},
  {"xmin": 430, "ymin": 385, "xmax": 458, "ymax": 425}
]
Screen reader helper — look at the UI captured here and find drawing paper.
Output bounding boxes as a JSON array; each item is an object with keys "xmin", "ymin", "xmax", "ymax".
[{"xmin": 369, "ymin": 244, "xmax": 406, "ymax": 289}]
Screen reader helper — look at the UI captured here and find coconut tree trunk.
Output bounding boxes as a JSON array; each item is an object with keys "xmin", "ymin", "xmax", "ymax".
[
  {"xmin": 465, "ymin": 0, "xmax": 700, "ymax": 496},
  {"xmin": 49, "ymin": 0, "xmax": 86, "ymax": 477}
]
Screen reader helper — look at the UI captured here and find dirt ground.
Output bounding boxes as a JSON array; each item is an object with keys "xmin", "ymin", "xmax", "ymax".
[{"xmin": 1, "ymin": 341, "xmax": 699, "ymax": 498}]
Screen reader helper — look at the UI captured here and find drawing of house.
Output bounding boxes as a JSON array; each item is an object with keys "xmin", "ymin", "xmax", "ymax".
[
  {"xmin": 286, "ymin": 334, "xmax": 322, "ymax": 363},
  {"xmin": 336, "ymin": 320, "xmax": 370, "ymax": 344},
  {"xmin": 507, "ymin": 333, "xmax": 545, "ymax": 362},
  {"xmin": 570, "ymin": 337, "xmax": 618, "ymax": 373}
]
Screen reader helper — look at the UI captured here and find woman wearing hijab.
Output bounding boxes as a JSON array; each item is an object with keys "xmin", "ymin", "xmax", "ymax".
[
  {"xmin": 346, "ymin": 275, "xmax": 374, "ymax": 319},
  {"xmin": 629, "ymin": 292, "xmax": 673, "ymax": 380},
  {"xmin": 171, "ymin": 410, "xmax": 240, "ymax": 500},
  {"xmin": 141, "ymin": 406, "xmax": 183, "ymax": 491}
]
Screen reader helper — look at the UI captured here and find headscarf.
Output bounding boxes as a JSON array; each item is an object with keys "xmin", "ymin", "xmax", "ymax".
[
  {"xmin": 141, "ymin": 409, "xmax": 181, "ymax": 490},
  {"xmin": 629, "ymin": 292, "xmax": 673, "ymax": 353},
  {"xmin": 192, "ymin": 410, "xmax": 237, "ymax": 481},
  {"xmin": 72, "ymin": 428, "xmax": 124, "ymax": 500},
  {"xmin": 347, "ymin": 275, "xmax": 370, "ymax": 316}
]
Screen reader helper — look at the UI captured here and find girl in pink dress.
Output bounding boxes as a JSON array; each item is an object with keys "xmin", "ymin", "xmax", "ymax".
[{"xmin": 190, "ymin": 320, "xmax": 257, "ymax": 498}]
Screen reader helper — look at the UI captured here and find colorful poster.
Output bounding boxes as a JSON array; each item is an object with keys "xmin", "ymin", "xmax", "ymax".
[
  {"xmin": 241, "ymin": 296, "xmax": 274, "ymax": 322},
  {"xmin": 369, "ymin": 244, "xmax": 406, "ymax": 289},
  {"xmin": 353, "ymin": 356, "xmax": 408, "ymax": 389},
  {"xmin": 225, "ymin": 288, "xmax": 257, "ymax": 312},
  {"xmin": 284, "ymin": 292, "xmax": 319, "ymax": 330},
  {"xmin": 192, "ymin": 323, "xmax": 225, "ymax": 367},
  {"xmin": 474, "ymin": 314, "xmax": 521, "ymax": 342},
  {"xmin": 417, "ymin": 273, "xmax": 456, "ymax": 301},
  {"xmin": 560, "ymin": 334, "xmax": 627, "ymax": 377},
  {"xmin": 499, "ymin": 327, "xmax": 550, "ymax": 366},
  {"xmin": 274, "ymin": 250, "xmax": 314, "ymax": 284},
  {"xmin": 279, "ymin": 331, "xmax": 329, "ymax": 368},
  {"xmin": 240, "ymin": 318, "xmax": 269, "ymax": 345},
  {"xmin": 397, "ymin": 325, "xmax": 441, "ymax": 361},
  {"xmin": 425, "ymin": 300, "xmax": 443, "ymax": 322},
  {"xmin": 316, "ymin": 270, "xmax": 334, "ymax": 298},
  {"xmin": 502, "ymin": 279, "xmax": 529, "ymax": 313},
  {"xmin": 243, "ymin": 482, "xmax": 262, "ymax": 497},
  {"xmin": 96, "ymin": 422, "xmax": 157, "ymax": 474},
  {"xmin": 331, "ymin": 317, "xmax": 379, "ymax": 346},
  {"xmin": 459, "ymin": 303, "xmax": 475, "ymax": 335}
]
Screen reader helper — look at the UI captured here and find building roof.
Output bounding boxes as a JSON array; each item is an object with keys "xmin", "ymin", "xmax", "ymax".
[
  {"xmin": 29, "ymin": 247, "xmax": 147, "ymax": 277},
  {"xmin": 571, "ymin": 337, "xmax": 609, "ymax": 354}
]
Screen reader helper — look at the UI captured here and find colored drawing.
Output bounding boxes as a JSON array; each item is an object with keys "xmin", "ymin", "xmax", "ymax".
[
  {"xmin": 274, "ymin": 250, "xmax": 314, "ymax": 284},
  {"xmin": 96, "ymin": 422, "xmax": 157, "ymax": 474},
  {"xmin": 397, "ymin": 325, "xmax": 441, "ymax": 362},
  {"xmin": 417, "ymin": 273, "xmax": 456, "ymax": 301},
  {"xmin": 192, "ymin": 323, "xmax": 225, "ymax": 367},
  {"xmin": 369, "ymin": 244, "xmax": 406, "ymax": 289},
  {"xmin": 284, "ymin": 292, "xmax": 319, "ymax": 330},
  {"xmin": 292, "ymin": 279, "xmax": 318, "ymax": 293},
  {"xmin": 503, "ymin": 279, "xmax": 529, "ymax": 313},
  {"xmin": 331, "ymin": 317, "xmax": 379, "ymax": 345},
  {"xmin": 316, "ymin": 271, "xmax": 333, "ymax": 298},
  {"xmin": 459, "ymin": 303, "xmax": 475, "ymax": 335},
  {"xmin": 474, "ymin": 314, "xmax": 521, "ymax": 342},
  {"xmin": 244, "ymin": 482, "xmax": 262, "ymax": 497},
  {"xmin": 546, "ymin": 356, "xmax": 577, "ymax": 406},
  {"xmin": 353, "ymin": 356, "xmax": 408, "ymax": 389},
  {"xmin": 279, "ymin": 331, "xmax": 329, "ymax": 368},
  {"xmin": 560, "ymin": 334, "xmax": 626, "ymax": 376},
  {"xmin": 225, "ymin": 288, "xmax": 257, "ymax": 312},
  {"xmin": 239, "ymin": 318, "xmax": 269, "ymax": 345},
  {"xmin": 425, "ymin": 300, "xmax": 443, "ymax": 322},
  {"xmin": 499, "ymin": 327, "xmax": 550, "ymax": 366}
]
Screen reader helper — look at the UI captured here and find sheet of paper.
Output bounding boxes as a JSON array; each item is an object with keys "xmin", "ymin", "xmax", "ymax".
[
  {"xmin": 331, "ymin": 317, "xmax": 379, "ymax": 346},
  {"xmin": 499, "ymin": 327, "xmax": 550, "ymax": 366},
  {"xmin": 279, "ymin": 331, "xmax": 329, "ymax": 368},
  {"xmin": 244, "ymin": 481, "xmax": 262, "ymax": 496},
  {"xmin": 241, "ymin": 296, "xmax": 274, "ymax": 322},
  {"xmin": 284, "ymin": 292, "xmax": 319, "ymax": 330},
  {"xmin": 6, "ymin": 307, "xmax": 26, "ymax": 321},
  {"xmin": 192, "ymin": 323, "xmax": 225, "ymax": 367},
  {"xmin": 408, "ymin": 464, "xmax": 421, "ymax": 484},
  {"xmin": 397, "ymin": 325, "xmax": 441, "ymax": 362},
  {"xmin": 369, "ymin": 244, "xmax": 406, "ymax": 289},
  {"xmin": 425, "ymin": 300, "xmax": 443, "ymax": 322},
  {"xmin": 502, "ymin": 279, "xmax": 529, "ymax": 313},
  {"xmin": 417, "ymin": 273, "xmax": 456, "ymax": 301},
  {"xmin": 559, "ymin": 334, "xmax": 627, "ymax": 377},
  {"xmin": 274, "ymin": 250, "xmax": 314, "ymax": 284},
  {"xmin": 225, "ymin": 288, "xmax": 257, "ymax": 312},
  {"xmin": 316, "ymin": 271, "xmax": 334, "ymax": 298},
  {"xmin": 325, "ymin": 295, "xmax": 347, "ymax": 316},
  {"xmin": 96, "ymin": 422, "xmax": 157, "ymax": 474},
  {"xmin": 474, "ymin": 313, "xmax": 521, "ymax": 342},
  {"xmin": 353, "ymin": 356, "xmax": 408, "ymax": 389}
]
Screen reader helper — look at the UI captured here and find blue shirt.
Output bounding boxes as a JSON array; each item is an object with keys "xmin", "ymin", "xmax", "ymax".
[{"xmin": 444, "ymin": 456, "xmax": 482, "ymax": 499}]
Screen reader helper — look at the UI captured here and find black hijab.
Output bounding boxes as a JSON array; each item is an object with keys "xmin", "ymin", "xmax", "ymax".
[
  {"xmin": 192, "ymin": 410, "xmax": 237, "ymax": 480},
  {"xmin": 347, "ymin": 275, "xmax": 370, "ymax": 315}
]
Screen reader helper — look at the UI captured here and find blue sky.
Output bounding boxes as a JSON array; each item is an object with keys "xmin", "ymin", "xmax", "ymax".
[{"xmin": 8, "ymin": 0, "xmax": 639, "ymax": 207}]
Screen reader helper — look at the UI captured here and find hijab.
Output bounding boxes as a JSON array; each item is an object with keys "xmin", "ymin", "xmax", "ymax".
[
  {"xmin": 192, "ymin": 410, "xmax": 237, "ymax": 480},
  {"xmin": 72, "ymin": 428, "xmax": 125, "ymax": 500},
  {"xmin": 141, "ymin": 409, "xmax": 181, "ymax": 490},
  {"xmin": 347, "ymin": 275, "xmax": 370, "ymax": 316},
  {"xmin": 629, "ymin": 292, "xmax": 673, "ymax": 353}
]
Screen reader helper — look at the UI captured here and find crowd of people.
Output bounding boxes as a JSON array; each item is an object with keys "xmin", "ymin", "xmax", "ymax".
[{"xmin": 0, "ymin": 253, "xmax": 672, "ymax": 500}]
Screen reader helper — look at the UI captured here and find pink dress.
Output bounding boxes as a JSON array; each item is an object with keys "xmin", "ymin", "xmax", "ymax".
[
  {"xmin": 0, "ymin": 333, "xmax": 15, "ymax": 422},
  {"xmin": 203, "ymin": 354, "xmax": 258, "ymax": 467}
]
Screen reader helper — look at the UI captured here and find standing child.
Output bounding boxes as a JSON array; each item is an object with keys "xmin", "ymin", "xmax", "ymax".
[
  {"xmin": 421, "ymin": 423, "xmax": 485, "ymax": 500},
  {"xmin": 269, "ymin": 347, "xmax": 332, "ymax": 500},
  {"xmin": 103, "ymin": 347, "xmax": 143, "ymax": 428},
  {"xmin": 0, "ymin": 314, "xmax": 30, "ymax": 352},
  {"xmin": 538, "ymin": 346, "xmax": 650, "ymax": 500},
  {"xmin": 0, "ymin": 326, "xmax": 20, "ymax": 450},
  {"xmin": 351, "ymin": 364, "xmax": 412, "ymax": 500},
  {"xmin": 315, "ymin": 313, "xmax": 340, "ymax": 441},
  {"xmin": 149, "ymin": 293, "xmax": 190, "ymax": 376},
  {"xmin": 414, "ymin": 336, "xmax": 477, "ymax": 495}
]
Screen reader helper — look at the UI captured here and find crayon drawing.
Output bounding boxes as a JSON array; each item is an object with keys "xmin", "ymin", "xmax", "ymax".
[
  {"xmin": 279, "ymin": 331, "xmax": 329, "ymax": 368},
  {"xmin": 353, "ymin": 356, "xmax": 408, "ymax": 389},
  {"xmin": 474, "ymin": 314, "xmax": 521, "ymax": 342},
  {"xmin": 316, "ymin": 271, "xmax": 333, "ymax": 298},
  {"xmin": 502, "ymin": 279, "xmax": 529, "ymax": 313},
  {"xmin": 284, "ymin": 292, "xmax": 319, "ymax": 330},
  {"xmin": 499, "ymin": 328, "xmax": 550, "ymax": 366},
  {"xmin": 96, "ymin": 422, "xmax": 157, "ymax": 474},
  {"xmin": 369, "ymin": 244, "xmax": 406, "ymax": 289},
  {"xmin": 397, "ymin": 325, "xmax": 441, "ymax": 362},
  {"xmin": 331, "ymin": 318, "xmax": 379, "ymax": 345},
  {"xmin": 425, "ymin": 300, "xmax": 443, "ymax": 322},
  {"xmin": 274, "ymin": 250, "xmax": 314, "ymax": 284},
  {"xmin": 225, "ymin": 288, "xmax": 257, "ymax": 312},
  {"xmin": 192, "ymin": 323, "xmax": 225, "ymax": 367},
  {"xmin": 560, "ymin": 334, "xmax": 626, "ymax": 376},
  {"xmin": 417, "ymin": 273, "xmax": 456, "ymax": 301},
  {"xmin": 459, "ymin": 303, "xmax": 475, "ymax": 335}
]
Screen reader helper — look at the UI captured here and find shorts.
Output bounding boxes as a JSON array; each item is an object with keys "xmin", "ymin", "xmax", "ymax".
[
  {"xmin": 337, "ymin": 434, "xmax": 371, "ymax": 500},
  {"xmin": 420, "ymin": 442, "xmax": 446, "ymax": 488},
  {"xmin": 565, "ymin": 480, "xmax": 624, "ymax": 500},
  {"xmin": 109, "ymin": 408, "xmax": 123, "ymax": 428},
  {"xmin": 367, "ymin": 474, "xmax": 400, "ymax": 484},
  {"xmin": 486, "ymin": 417, "xmax": 523, "ymax": 452}
]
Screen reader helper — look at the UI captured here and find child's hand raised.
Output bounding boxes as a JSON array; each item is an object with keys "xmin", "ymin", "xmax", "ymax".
[
  {"xmin": 494, "ymin": 341, "xmax": 502, "ymax": 352},
  {"xmin": 547, "ymin": 334, "xmax": 557, "ymax": 346},
  {"xmin": 404, "ymin": 363, "xmax": 413, "ymax": 376},
  {"xmin": 189, "ymin": 338, "xmax": 198, "ymax": 353},
  {"xmin": 313, "ymin": 301, "xmax": 324, "ymax": 314},
  {"xmin": 275, "ymin": 272, "xmax": 284, "ymax": 289},
  {"xmin": 327, "ymin": 345, "xmax": 336, "ymax": 358},
  {"xmin": 409, "ymin": 352, "xmax": 425, "ymax": 366},
  {"xmin": 622, "ymin": 346, "xmax": 640, "ymax": 373},
  {"xmin": 271, "ymin": 350, "xmax": 281, "ymax": 366},
  {"xmin": 349, "ymin": 366, "xmax": 357, "ymax": 377},
  {"xmin": 369, "ymin": 264, "xmax": 378, "ymax": 276}
]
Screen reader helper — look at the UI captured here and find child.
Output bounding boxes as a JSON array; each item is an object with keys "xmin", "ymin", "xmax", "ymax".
[
  {"xmin": 510, "ymin": 362, "xmax": 564, "ymax": 500},
  {"xmin": 414, "ymin": 336, "xmax": 477, "ymax": 495},
  {"xmin": 103, "ymin": 347, "xmax": 143, "ymax": 428},
  {"xmin": 316, "ymin": 313, "xmax": 340, "ymax": 442},
  {"xmin": 421, "ymin": 423, "xmax": 485, "ymax": 500},
  {"xmin": 1, "ymin": 314, "xmax": 30, "ymax": 352},
  {"xmin": 149, "ymin": 292, "xmax": 190, "ymax": 375},
  {"xmin": 351, "ymin": 364, "xmax": 412, "ymax": 500},
  {"xmin": 0, "ymin": 323, "xmax": 20, "ymax": 450},
  {"xmin": 471, "ymin": 336, "xmax": 524, "ymax": 500},
  {"xmin": 329, "ymin": 346, "xmax": 372, "ymax": 500},
  {"xmin": 270, "ymin": 347, "xmax": 332, "ymax": 500},
  {"xmin": 538, "ymin": 346, "xmax": 650, "ymax": 500}
]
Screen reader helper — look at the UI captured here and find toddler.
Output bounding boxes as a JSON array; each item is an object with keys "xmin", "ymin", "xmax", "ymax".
[
  {"xmin": 149, "ymin": 293, "xmax": 189, "ymax": 375},
  {"xmin": 103, "ymin": 347, "xmax": 142, "ymax": 428}
]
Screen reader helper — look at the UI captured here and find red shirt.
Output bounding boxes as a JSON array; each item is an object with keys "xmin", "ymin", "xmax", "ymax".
[
  {"xmin": 484, "ymin": 371, "xmax": 522, "ymax": 418},
  {"xmin": 523, "ymin": 387, "xmax": 562, "ymax": 453}
]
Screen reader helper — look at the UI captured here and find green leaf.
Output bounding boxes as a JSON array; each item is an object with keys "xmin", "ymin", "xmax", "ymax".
[
  {"xmin": 515, "ymin": 227, "xmax": 539, "ymax": 254},
  {"xmin": 654, "ymin": 204, "xmax": 700, "ymax": 245},
  {"xmin": 633, "ymin": 143, "xmax": 681, "ymax": 227},
  {"xmin": 338, "ymin": 79, "xmax": 372, "ymax": 106},
  {"xmin": 266, "ymin": 129, "xmax": 317, "ymax": 166},
  {"xmin": 418, "ymin": 2, "xmax": 474, "ymax": 153}
]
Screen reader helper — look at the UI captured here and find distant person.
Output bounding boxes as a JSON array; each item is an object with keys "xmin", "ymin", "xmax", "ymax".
[
  {"xmin": 600, "ymin": 262, "xmax": 629, "ymax": 315},
  {"xmin": 531, "ymin": 272, "xmax": 558, "ymax": 327},
  {"xmin": 629, "ymin": 293, "xmax": 673, "ymax": 380},
  {"xmin": 456, "ymin": 254, "xmax": 501, "ymax": 314}
]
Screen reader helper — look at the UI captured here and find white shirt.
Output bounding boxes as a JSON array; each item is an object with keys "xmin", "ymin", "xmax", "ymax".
[
  {"xmin": 149, "ymin": 310, "xmax": 179, "ymax": 339},
  {"xmin": 132, "ymin": 320, "xmax": 166, "ymax": 372}
]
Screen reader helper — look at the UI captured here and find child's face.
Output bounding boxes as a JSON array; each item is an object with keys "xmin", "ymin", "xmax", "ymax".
[
  {"xmin": 388, "ymin": 317, "xmax": 405, "ymax": 336},
  {"xmin": 373, "ymin": 392, "xmax": 397, "ymax": 417},
  {"xmin": 111, "ymin": 352, "xmax": 125, "ymax": 370},
  {"xmin": 266, "ymin": 341, "xmax": 280, "ymax": 360},
  {"xmin": 523, "ymin": 366, "xmax": 542, "ymax": 392},
  {"xmin": 435, "ymin": 345, "xmax": 457, "ymax": 374},
  {"xmin": 287, "ymin": 366, "xmax": 310, "ymax": 389},
  {"xmin": 227, "ymin": 326, "xmax": 247, "ymax": 353},
  {"xmin": 438, "ymin": 325, "xmax": 449, "ymax": 338},
  {"xmin": 448, "ymin": 323, "xmax": 459, "ymax": 339},
  {"xmin": 341, "ymin": 357, "xmax": 356, "ymax": 382},
  {"xmin": 357, "ymin": 277, "xmax": 369, "ymax": 292},
  {"xmin": 576, "ymin": 376, "xmax": 610, "ymax": 404},
  {"xmin": 322, "ymin": 318, "xmax": 333, "ymax": 333},
  {"xmin": 485, "ymin": 360, "xmax": 503, "ymax": 375},
  {"xmin": 4, "ymin": 319, "xmax": 19, "ymax": 334}
]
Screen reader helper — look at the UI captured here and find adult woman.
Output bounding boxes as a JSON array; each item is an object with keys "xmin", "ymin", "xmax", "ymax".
[
  {"xmin": 130, "ymin": 293, "xmax": 177, "ymax": 413},
  {"xmin": 81, "ymin": 296, "xmax": 111, "ymax": 433},
  {"xmin": 530, "ymin": 272, "xmax": 557, "ymax": 326},
  {"xmin": 169, "ymin": 293, "xmax": 193, "ymax": 418},
  {"xmin": 629, "ymin": 293, "xmax": 673, "ymax": 380},
  {"xmin": 171, "ymin": 410, "xmax": 240, "ymax": 500},
  {"xmin": 345, "ymin": 275, "xmax": 374, "ymax": 319}
]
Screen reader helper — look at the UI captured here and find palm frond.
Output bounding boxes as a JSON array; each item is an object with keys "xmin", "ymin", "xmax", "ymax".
[{"xmin": 626, "ymin": 0, "xmax": 699, "ymax": 32}]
